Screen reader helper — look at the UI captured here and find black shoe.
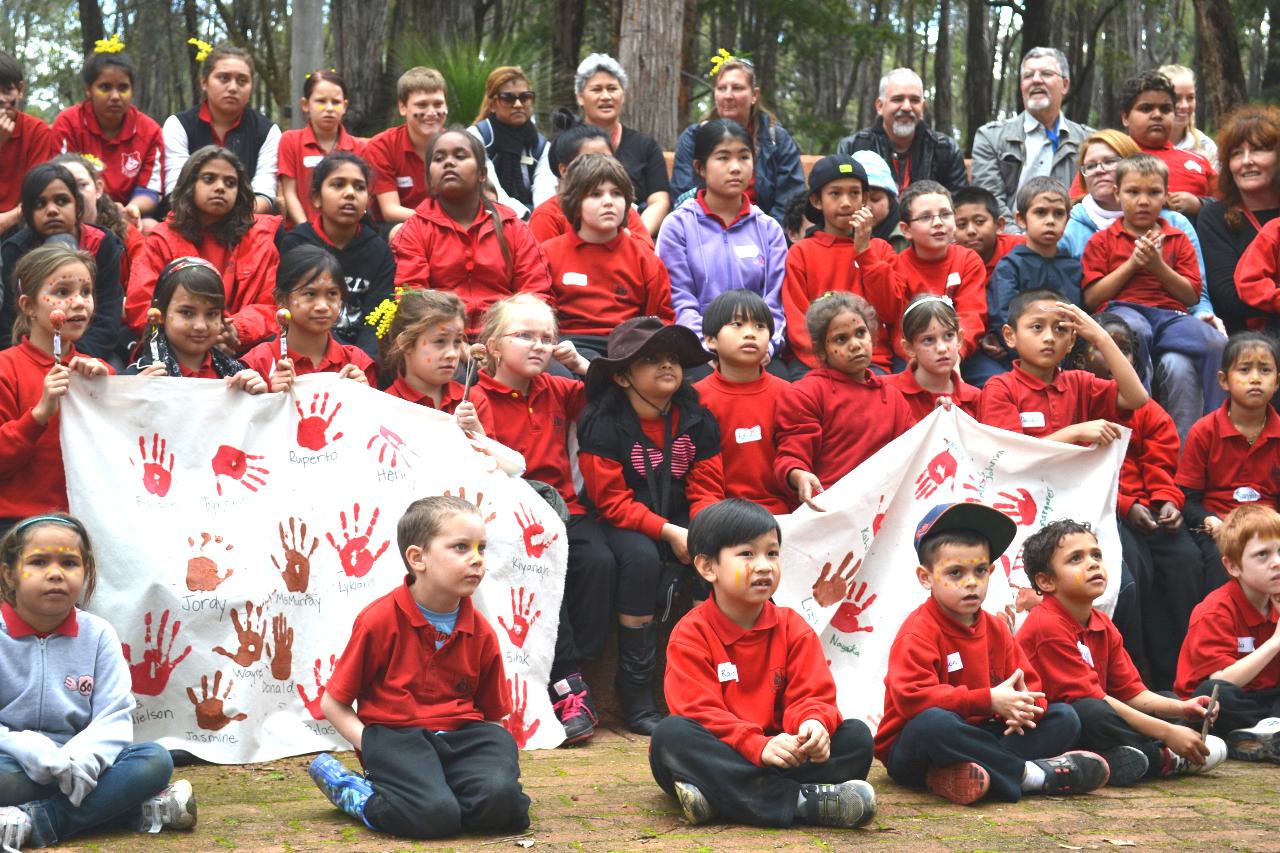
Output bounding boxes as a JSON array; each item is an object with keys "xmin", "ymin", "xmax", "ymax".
[
  {"xmin": 1101, "ymin": 746, "xmax": 1149, "ymax": 787},
  {"xmin": 1034, "ymin": 750, "xmax": 1110, "ymax": 795},
  {"xmin": 615, "ymin": 623, "xmax": 664, "ymax": 735},
  {"xmin": 796, "ymin": 780, "xmax": 876, "ymax": 828},
  {"xmin": 551, "ymin": 673, "xmax": 597, "ymax": 744}
]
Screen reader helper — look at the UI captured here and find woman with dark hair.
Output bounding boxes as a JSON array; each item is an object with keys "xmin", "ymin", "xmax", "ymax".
[
  {"xmin": 670, "ymin": 54, "xmax": 805, "ymax": 224},
  {"xmin": 278, "ymin": 69, "xmax": 364, "ymax": 227},
  {"xmin": 1196, "ymin": 105, "xmax": 1280, "ymax": 332},
  {"xmin": 467, "ymin": 65, "xmax": 554, "ymax": 220}
]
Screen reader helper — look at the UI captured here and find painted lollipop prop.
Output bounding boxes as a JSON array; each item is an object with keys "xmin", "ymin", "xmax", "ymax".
[
  {"xmin": 276, "ymin": 309, "xmax": 291, "ymax": 360},
  {"xmin": 50, "ymin": 309, "xmax": 66, "ymax": 362},
  {"xmin": 146, "ymin": 307, "xmax": 162, "ymax": 360}
]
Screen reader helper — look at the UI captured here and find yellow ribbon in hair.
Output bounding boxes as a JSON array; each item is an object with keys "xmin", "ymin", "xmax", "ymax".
[
  {"xmin": 708, "ymin": 48, "xmax": 736, "ymax": 78},
  {"xmin": 94, "ymin": 34, "xmax": 126, "ymax": 54},
  {"xmin": 187, "ymin": 38, "xmax": 213, "ymax": 62}
]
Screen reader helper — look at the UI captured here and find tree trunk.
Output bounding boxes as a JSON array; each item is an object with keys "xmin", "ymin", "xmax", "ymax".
[
  {"xmin": 332, "ymin": 0, "xmax": 392, "ymax": 135},
  {"xmin": 78, "ymin": 0, "xmax": 104, "ymax": 58},
  {"xmin": 291, "ymin": 0, "xmax": 324, "ymax": 128},
  {"xmin": 962, "ymin": 0, "xmax": 990, "ymax": 151},
  {"xmin": 1263, "ymin": 0, "xmax": 1280, "ymax": 101},
  {"xmin": 933, "ymin": 0, "xmax": 953, "ymax": 137},
  {"xmin": 551, "ymin": 0, "xmax": 586, "ymax": 111},
  {"xmin": 1193, "ymin": 0, "xmax": 1247, "ymax": 126},
  {"xmin": 678, "ymin": 0, "xmax": 697, "ymax": 128},
  {"xmin": 617, "ymin": 0, "xmax": 684, "ymax": 147},
  {"xmin": 1022, "ymin": 0, "xmax": 1051, "ymax": 66}
]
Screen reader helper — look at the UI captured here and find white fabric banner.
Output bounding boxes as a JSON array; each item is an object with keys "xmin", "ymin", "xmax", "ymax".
[
  {"xmin": 60, "ymin": 374, "xmax": 568, "ymax": 763},
  {"xmin": 771, "ymin": 407, "xmax": 1128, "ymax": 733}
]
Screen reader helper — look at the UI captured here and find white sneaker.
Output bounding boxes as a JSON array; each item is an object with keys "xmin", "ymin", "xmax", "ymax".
[
  {"xmin": 137, "ymin": 779, "xmax": 197, "ymax": 833},
  {"xmin": 1227, "ymin": 717, "xmax": 1280, "ymax": 762},
  {"xmin": 1163, "ymin": 735, "xmax": 1228, "ymax": 775},
  {"xmin": 0, "ymin": 806, "xmax": 31, "ymax": 853}
]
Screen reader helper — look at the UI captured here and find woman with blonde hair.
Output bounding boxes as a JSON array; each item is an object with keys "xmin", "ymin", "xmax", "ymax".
[
  {"xmin": 1158, "ymin": 64, "xmax": 1219, "ymax": 169},
  {"xmin": 467, "ymin": 65, "xmax": 554, "ymax": 219}
]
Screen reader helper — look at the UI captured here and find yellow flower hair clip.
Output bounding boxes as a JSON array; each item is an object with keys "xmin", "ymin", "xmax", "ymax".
[
  {"xmin": 365, "ymin": 287, "xmax": 408, "ymax": 339},
  {"xmin": 188, "ymin": 38, "xmax": 213, "ymax": 62},
  {"xmin": 80, "ymin": 153, "xmax": 105, "ymax": 172},
  {"xmin": 94, "ymin": 34, "xmax": 126, "ymax": 54},
  {"xmin": 708, "ymin": 48, "xmax": 735, "ymax": 78}
]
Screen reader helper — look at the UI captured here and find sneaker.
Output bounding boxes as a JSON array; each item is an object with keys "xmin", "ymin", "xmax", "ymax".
[
  {"xmin": 137, "ymin": 779, "xmax": 197, "ymax": 832},
  {"xmin": 1034, "ymin": 750, "xmax": 1110, "ymax": 795},
  {"xmin": 551, "ymin": 673, "xmax": 597, "ymax": 744},
  {"xmin": 309, "ymin": 753, "xmax": 374, "ymax": 827},
  {"xmin": 1227, "ymin": 717, "xmax": 1280, "ymax": 762},
  {"xmin": 796, "ymin": 779, "xmax": 876, "ymax": 828},
  {"xmin": 925, "ymin": 762, "xmax": 991, "ymax": 805},
  {"xmin": 1162, "ymin": 735, "xmax": 1228, "ymax": 775},
  {"xmin": 0, "ymin": 806, "xmax": 31, "ymax": 853},
  {"xmin": 673, "ymin": 781, "xmax": 715, "ymax": 825},
  {"xmin": 1101, "ymin": 746, "xmax": 1149, "ymax": 787}
]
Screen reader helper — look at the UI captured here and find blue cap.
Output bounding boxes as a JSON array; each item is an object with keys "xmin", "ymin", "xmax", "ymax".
[{"xmin": 913, "ymin": 501, "xmax": 1017, "ymax": 562}]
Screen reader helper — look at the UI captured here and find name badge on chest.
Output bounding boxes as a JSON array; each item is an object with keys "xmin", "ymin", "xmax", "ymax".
[
  {"xmin": 1020, "ymin": 411, "xmax": 1046, "ymax": 429},
  {"xmin": 735, "ymin": 425, "xmax": 762, "ymax": 444},
  {"xmin": 947, "ymin": 651, "xmax": 963, "ymax": 673},
  {"xmin": 1239, "ymin": 636, "xmax": 1257, "ymax": 653},
  {"xmin": 1077, "ymin": 640, "xmax": 1095, "ymax": 667},
  {"xmin": 717, "ymin": 662, "xmax": 739, "ymax": 683}
]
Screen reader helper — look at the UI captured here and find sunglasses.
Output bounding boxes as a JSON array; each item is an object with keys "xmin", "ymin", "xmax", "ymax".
[{"xmin": 496, "ymin": 91, "xmax": 536, "ymax": 105}]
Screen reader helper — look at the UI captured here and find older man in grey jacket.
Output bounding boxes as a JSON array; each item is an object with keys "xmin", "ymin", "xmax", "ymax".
[{"xmin": 971, "ymin": 47, "xmax": 1092, "ymax": 230}]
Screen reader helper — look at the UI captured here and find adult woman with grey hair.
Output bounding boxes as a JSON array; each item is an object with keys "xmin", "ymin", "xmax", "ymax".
[{"xmin": 573, "ymin": 53, "xmax": 670, "ymax": 235}]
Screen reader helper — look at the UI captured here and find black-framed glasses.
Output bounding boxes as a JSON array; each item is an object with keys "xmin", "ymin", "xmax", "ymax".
[
  {"xmin": 497, "ymin": 91, "xmax": 536, "ymax": 105},
  {"xmin": 1081, "ymin": 157, "xmax": 1122, "ymax": 176},
  {"xmin": 907, "ymin": 210, "xmax": 955, "ymax": 225}
]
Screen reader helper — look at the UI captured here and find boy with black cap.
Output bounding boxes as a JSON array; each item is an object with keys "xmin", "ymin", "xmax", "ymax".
[
  {"xmin": 577, "ymin": 317, "xmax": 725, "ymax": 734},
  {"xmin": 782, "ymin": 154, "xmax": 901, "ymax": 374},
  {"xmin": 876, "ymin": 502, "xmax": 1111, "ymax": 805}
]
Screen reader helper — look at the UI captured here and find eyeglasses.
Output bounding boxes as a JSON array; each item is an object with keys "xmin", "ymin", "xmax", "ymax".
[
  {"xmin": 496, "ymin": 91, "xmax": 536, "ymax": 105},
  {"xmin": 907, "ymin": 210, "xmax": 955, "ymax": 225},
  {"xmin": 1081, "ymin": 157, "xmax": 1122, "ymax": 176},
  {"xmin": 503, "ymin": 331, "xmax": 557, "ymax": 347},
  {"xmin": 1021, "ymin": 69, "xmax": 1062, "ymax": 81}
]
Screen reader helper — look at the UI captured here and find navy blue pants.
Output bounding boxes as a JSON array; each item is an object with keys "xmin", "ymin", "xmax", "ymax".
[{"xmin": 1193, "ymin": 679, "xmax": 1280, "ymax": 735}]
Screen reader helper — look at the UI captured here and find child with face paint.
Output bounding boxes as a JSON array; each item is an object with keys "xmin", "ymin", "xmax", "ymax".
[
  {"xmin": 277, "ymin": 70, "xmax": 364, "ymax": 228},
  {"xmin": 0, "ymin": 513, "xmax": 197, "ymax": 850},
  {"xmin": 0, "ymin": 51, "xmax": 56, "ymax": 235}
]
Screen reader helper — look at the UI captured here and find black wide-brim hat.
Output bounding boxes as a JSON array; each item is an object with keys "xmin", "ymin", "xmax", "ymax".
[
  {"xmin": 804, "ymin": 155, "xmax": 870, "ymax": 227},
  {"xmin": 584, "ymin": 316, "xmax": 711, "ymax": 398}
]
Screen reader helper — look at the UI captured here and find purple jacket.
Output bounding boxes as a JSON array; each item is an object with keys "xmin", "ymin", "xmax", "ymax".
[{"xmin": 655, "ymin": 197, "xmax": 788, "ymax": 353}]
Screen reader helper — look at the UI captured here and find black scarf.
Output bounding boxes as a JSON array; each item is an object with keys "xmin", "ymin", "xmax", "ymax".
[
  {"xmin": 486, "ymin": 115, "xmax": 540, "ymax": 208},
  {"xmin": 128, "ymin": 328, "xmax": 248, "ymax": 378}
]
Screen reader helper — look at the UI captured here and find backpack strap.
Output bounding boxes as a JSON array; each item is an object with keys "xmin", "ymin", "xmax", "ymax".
[{"xmin": 476, "ymin": 118, "xmax": 495, "ymax": 152}]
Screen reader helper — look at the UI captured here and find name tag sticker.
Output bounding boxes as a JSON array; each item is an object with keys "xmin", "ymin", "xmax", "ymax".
[
  {"xmin": 396, "ymin": 175, "xmax": 414, "ymax": 188},
  {"xmin": 947, "ymin": 652, "xmax": 963, "ymax": 673},
  {"xmin": 733, "ymin": 243, "xmax": 760, "ymax": 260},
  {"xmin": 1020, "ymin": 412, "xmax": 1046, "ymax": 429},
  {"xmin": 735, "ymin": 425, "xmax": 762, "ymax": 444},
  {"xmin": 945, "ymin": 271, "xmax": 962, "ymax": 296},
  {"xmin": 1077, "ymin": 641, "xmax": 1095, "ymax": 667},
  {"xmin": 1235, "ymin": 486, "xmax": 1262, "ymax": 503},
  {"xmin": 1239, "ymin": 636, "xmax": 1257, "ymax": 653},
  {"xmin": 717, "ymin": 662, "xmax": 738, "ymax": 683},
  {"xmin": 561, "ymin": 272, "xmax": 588, "ymax": 287},
  {"xmin": 302, "ymin": 154, "xmax": 323, "ymax": 168}
]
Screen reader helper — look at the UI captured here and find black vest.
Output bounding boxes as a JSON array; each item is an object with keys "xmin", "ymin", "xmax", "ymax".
[{"xmin": 174, "ymin": 104, "xmax": 275, "ymax": 183}]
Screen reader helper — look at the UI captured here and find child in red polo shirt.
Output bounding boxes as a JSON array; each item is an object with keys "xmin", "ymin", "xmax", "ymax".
[
  {"xmin": 953, "ymin": 186, "xmax": 1022, "ymax": 284},
  {"xmin": 649, "ymin": 499, "xmax": 876, "ymax": 829},
  {"xmin": 782, "ymin": 154, "xmax": 900, "ymax": 374},
  {"xmin": 541, "ymin": 152, "xmax": 672, "ymax": 360},
  {"xmin": 1081, "ymin": 153, "xmax": 1224, "ymax": 439},
  {"xmin": 277, "ymin": 70, "xmax": 364, "ymax": 228},
  {"xmin": 375, "ymin": 289, "xmax": 491, "ymax": 434},
  {"xmin": 242, "ymin": 246, "xmax": 376, "ymax": 389},
  {"xmin": 0, "ymin": 52, "xmax": 56, "ymax": 235},
  {"xmin": 1232, "ymin": 215, "xmax": 1280, "ymax": 325},
  {"xmin": 885, "ymin": 294, "xmax": 981, "ymax": 424},
  {"xmin": 878, "ymin": 502, "xmax": 1109, "ymax": 804},
  {"xmin": 979, "ymin": 289, "xmax": 1148, "ymax": 443},
  {"xmin": 775, "ymin": 293, "xmax": 912, "ymax": 511},
  {"xmin": 579, "ymin": 317, "xmax": 724, "ymax": 734},
  {"xmin": 309, "ymin": 495, "xmax": 530, "ymax": 840},
  {"xmin": 1119, "ymin": 71, "xmax": 1217, "ymax": 213},
  {"xmin": 1018, "ymin": 519, "xmax": 1225, "ymax": 785},
  {"xmin": 887, "ymin": 180, "xmax": 988, "ymax": 363},
  {"xmin": 695, "ymin": 291, "xmax": 792, "ymax": 513},
  {"xmin": 1177, "ymin": 506, "xmax": 1280, "ymax": 759},
  {"xmin": 364, "ymin": 67, "xmax": 448, "ymax": 229},
  {"xmin": 476, "ymin": 293, "xmax": 612, "ymax": 742}
]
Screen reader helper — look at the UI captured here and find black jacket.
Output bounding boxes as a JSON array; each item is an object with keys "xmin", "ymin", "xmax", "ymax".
[{"xmin": 835, "ymin": 119, "xmax": 969, "ymax": 193}]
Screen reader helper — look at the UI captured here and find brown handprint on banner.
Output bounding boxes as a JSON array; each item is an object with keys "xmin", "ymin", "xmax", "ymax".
[
  {"xmin": 295, "ymin": 392, "xmax": 343, "ymax": 451},
  {"xmin": 828, "ymin": 582, "xmax": 877, "ymax": 634},
  {"xmin": 210, "ymin": 445, "xmax": 269, "ymax": 496},
  {"xmin": 212, "ymin": 600, "xmax": 267, "ymax": 667},
  {"xmin": 265, "ymin": 613, "xmax": 293, "ymax": 681},
  {"xmin": 993, "ymin": 487, "xmax": 1038, "ymax": 526},
  {"xmin": 131, "ymin": 432, "xmax": 175, "ymax": 497},
  {"xmin": 514, "ymin": 503, "xmax": 558, "ymax": 559},
  {"xmin": 326, "ymin": 504, "xmax": 389, "ymax": 578},
  {"xmin": 443, "ymin": 487, "xmax": 496, "ymax": 523},
  {"xmin": 186, "ymin": 672, "xmax": 247, "ymax": 731},
  {"xmin": 366, "ymin": 425, "xmax": 416, "ymax": 468},
  {"xmin": 123, "ymin": 610, "xmax": 192, "ymax": 696},
  {"xmin": 186, "ymin": 533, "xmax": 235, "ymax": 592},
  {"xmin": 504, "ymin": 673, "xmax": 540, "ymax": 748},
  {"xmin": 271, "ymin": 517, "xmax": 318, "ymax": 593},
  {"xmin": 811, "ymin": 552, "xmax": 862, "ymax": 608},
  {"xmin": 914, "ymin": 450, "xmax": 957, "ymax": 500},
  {"xmin": 296, "ymin": 655, "xmax": 338, "ymax": 720},
  {"xmin": 497, "ymin": 588, "xmax": 540, "ymax": 648}
]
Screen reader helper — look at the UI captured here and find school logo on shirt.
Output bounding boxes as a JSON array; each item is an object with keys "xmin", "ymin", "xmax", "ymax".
[
  {"xmin": 64, "ymin": 675, "xmax": 94, "ymax": 696},
  {"xmin": 771, "ymin": 667, "xmax": 787, "ymax": 692},
  {"xmin": 946, "ymin": 651, "xmax": 963, "ymax": 673},
  {"xmin": 1183, "ymin": 159, "xmax": 1204, "ymax": 174},
  {"xmin": 453, "ymin": 676, "xmax": 475, "ymax": 696},
  {"xmin": 1239, "ymin": 636, "xmax": 1257, "ymax": 653}
]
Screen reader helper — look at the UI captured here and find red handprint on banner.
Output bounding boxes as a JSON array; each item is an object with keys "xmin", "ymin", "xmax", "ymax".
[
  {"xmin": 497, "ymin": 588, "xmax": 541, "ymax": 648},
  {"xmin": 296, "ymin": 655, "xmax": 338, "ymax": 720},
  {"xmin": 366, "ymin": 425, "xmax": 416, "ymax": 468},
  {"xmin": 123, "ymin": 610, "xmax": 192, "ymax": 696},
  {"xmin": 271, "ymin": 517, "xmax": 318, "ymax": 593},
  {"xmin": 443, "ymin": 486, "xmax": 496, "ymax": 523},
  {"xmin": 914, "ymin": 450, "xmax": 957, "ymax": 500},
  {"xmin": 871, "ymin": 494, "xmax": 889, "ymax": 536},
  {"xmin": 186, "ymin": 672, "xmax": 247, "ymax": 731},
  {"xmin": 212, "ymin": 600, "xmax": 267, "ymax": 667},
  {"xmin": 811, "ymin": 552, "xmax": 862, "ymax": 607},
  {"xmin": 186, "ymin": 533, "xmax": 235, "ymax": 592},
  {"xmin": 504, "ymin": 673, "xmax": 541, "ymax": 748},
  {"xmin": 997, "ymin": 550, "xmax": 1025, "ymax": 580},
  {"xmin": 295, "ymin": 392, "xmax": 343, "ymax": 450},
  {"xmin": 514, "ymin": 503, "xmax": 558, "ymax": 559},
  {"xmin": 210, "ymin": 445, "xmax": 269, "ymax": 496},
  {"xmin": 993, "ymin": 487, "xmax": 1038, "ymax": 526},
  {"xmin": 326, "ymin": 504, "xmax": 389, "ymax": 578},
  {"xmin": 131, "ymin": 433, "xmax": 174, "ymax": 497},
  {"xmin": 828, "ymin": 582, "xmax": 877, "ymax": 634},
  {"xmin": 467, "ymin": 437, "xmax": 501, "ymax": 474}
]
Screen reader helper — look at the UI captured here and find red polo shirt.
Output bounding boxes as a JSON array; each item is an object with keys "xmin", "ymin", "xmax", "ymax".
[
  {"xmin": 384, "ymin": 377, "xmax": 495, "ymax": 435},
  {"xmin": 1081, "ymin": 218, "xmax": 1201, "ymax": 312},
  {"xmin": 978, "ymin": 362, "xmax": 1120, "ymax": 441},
  {"xmin": 241, "ymin": 335, "xmax": 376, "ymax": 386},
  {"xmin": 1234, "ymin": 216, "xmax": 1280, "ymax": 315},
  {"xmin": 982, "ymin": 232, "xmax": 1025, "ymax": 284},
  {"xmin": 0, "ymin": 112, "xmax": 56, "ymax": 212},
  {"xmin": 51, "ymin": 100, "xmax": 164, "ymax": 203},
  {"xmin": 1018, "ymin": 593, "xmax": 1146, "ymax": 703},
  {"xmin": 891, "ymin": 244, "xmax": 988, "ymax": 359},
  {"xmin": 665, "ymin": 599, "xmax": 842, "ymax": 766},
  {"xmin": 177, "ymin": 352, "xmax": 220, "ymax": 379},
  {"xmin": 541, "ymin": 230, "xmax": 673, "ymax": 336},
  {"xmin": 364, "ymin": 124, "xmax": 426, "ymax": 215},
  {"xmin": 1140, "ymin": 142, "xmax": 1217, "ymax": 198},
  {"xmin": 1, "ymin": 600, "xmax": 78, "ymax": 638},
  {"xmin": 1176, "ymin": 579, "xmax": 1280, "ymax": 696},
  {"xmin": 1175, "ymin": 403, "xmax": 1280, "ymax": 518},
  {"xmin": 1116, "ymin": 399, "xmax": 1182, "ymax": 517},
  {"xmin": 277, "ymin": 124, "xmax": 364, "ymax": 215},
  {"xmin": 884, "ymin": 368, "xmax": 981, "ymax": 425},
  {"xmin": 326, "ymin": 580, "xmax": 509, "ymax": 736},
  {"xmin": 693, "ymin": 370, "xmax": 791, "ymax": 513},
  {"xmin": 527, "ymin": 196, "xmax": 652, "ymax": 247}
]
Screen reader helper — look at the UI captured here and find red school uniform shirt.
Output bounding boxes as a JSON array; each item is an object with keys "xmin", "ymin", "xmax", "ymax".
[
  {"xmin": 241, "ymin": 335, "xmax": 377, "ymax": 386},
  {"xmin": 51, "ymin": 100, "xmax": 163, "ymax": 203},
  {"xmin": 0, "ymin": 112, "xmax": 56, "ymax": 213},
  {"xmin": 542, "ymin": 230, "xmax": 673, "ymax": 337},
  {"xmin": 773, "ymin": 366, "xmax": 913, "ymax": 492},
  {"xmin": 890, "ymin": 244, "xmax": 988, "ymax": 360},
  {"xmin": 527, "ymin": 195, "xmax": 653, "ymax": 247},
  {"xmin": 694, "ymin": 370, "xmax": 791, "ymax": 513},
  {"xmin": 1081, "ymin": 218, "xmax": 1201, "ymax": 312},
  {"xmin": 884, "ymin": 368, "xmax": 982, "ymax": 425},
  {"xmin": 391, "ymin": 197, "xmax": 554, "ymax": 338},
  {"xmin": 978, "ymin": 362, "xmax": 1120, "ymax": 441},
  {"xmin": 875, "ymin": 595, "xmax": 1047, "ymax": 761},
  {"xmin": 782, "ymin": 232, "xmax": 900, "ymax": 370},
  {"xmin": 1140, "ymin": 142, "xmax": 1217, "ymax": 198},
  {"xmin": 1233, "ymin": 216, "xmax": 1280, "ymax": 316},
  {"xmin": 478, "ymin": 372, "xmax": 585, "ymax": 514},
  {"xmin": 325, "ymin": 580, "xmax": 509, "ymax": 738},
  {"xmin": 1176, "ymin": 579, "xmax": 1280, "ymax": 696},
  {"xmin": 384, "ymin": 377, "xmax": 495, "ymax": 435},
  {"xmin": 1116, "ymin": 399, "xmax": 1182, "ymax": 518},
  {"xmin": 982, "ymin": 232, "xmax": 1025, "ymax": 284},
  {"xmin": 364, "ymin": 124, "xmax": 427, "ymax": 215},
  {"xmin": 1017, "ymin": 593, "xmax": 1146, "ymax": 704},
  {"xmin": 665, "ymin": 598, "xmax": 842, "ymax": 766},
  {"xmin": 1175, "ymin": 403, "xmax": 1280, "ymax": 519},
  {"xmin": 277, "ymin": 124, "xmax": 364, "ymax": 214}
]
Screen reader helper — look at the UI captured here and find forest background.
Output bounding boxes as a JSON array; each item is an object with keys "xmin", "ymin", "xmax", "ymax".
[{"xmin": 0, "ymin": 0, "xmax": 1269, "ymax": 158}]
